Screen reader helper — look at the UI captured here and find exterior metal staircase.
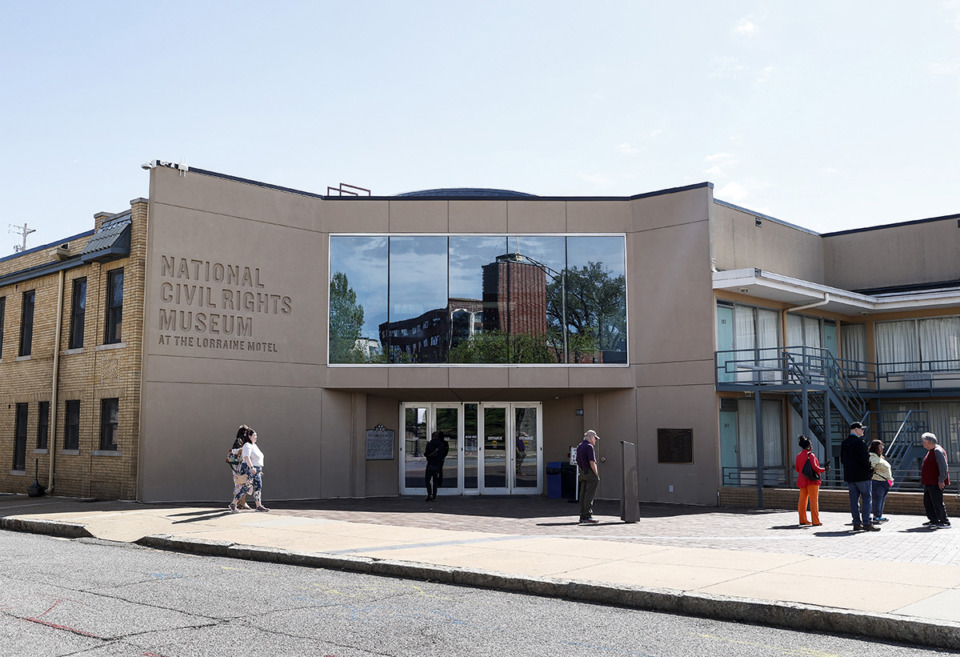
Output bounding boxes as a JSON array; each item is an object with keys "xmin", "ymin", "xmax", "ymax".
[
  {"xmin": 874, "ymin": 410, "xmax": 929, "ymax": 489},
  {"xmin": 715, "ymin": 345, "xmax": 939, "ymax": 490}
]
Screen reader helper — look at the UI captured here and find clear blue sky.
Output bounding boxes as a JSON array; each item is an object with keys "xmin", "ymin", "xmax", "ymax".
[{"xmin": 2, "ymin": 1, "xmax": 959, "ymax": 252}]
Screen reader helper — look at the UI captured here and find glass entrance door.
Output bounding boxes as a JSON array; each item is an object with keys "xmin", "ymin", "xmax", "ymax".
[
  {"xmin": 402, "ymin": 405, "xmax": 430, "ymax": 494},
  {"xmin": 480, "ymin": 404, "xmax": 508, "ymax": 493},
  {"xmin": 434, "ymin": 404, "xmax": 462, "ymax": 496},
  {"xmin": 479, "ymin": 402, "xmax": 542, "ymax": 495},
  {"xmin": 400, "ymin": 401, "xmax": 540, "ymax": 495}
]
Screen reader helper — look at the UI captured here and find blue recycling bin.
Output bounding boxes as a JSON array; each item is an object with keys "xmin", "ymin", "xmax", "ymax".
[{"xmin": 546, "ymin": 461, "xmax": 562, "ymax": 498}]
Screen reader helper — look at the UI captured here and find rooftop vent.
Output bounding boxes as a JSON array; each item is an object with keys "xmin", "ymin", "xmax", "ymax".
[{"xmin": 50, "ymin": 243, "xmax": 70, "ymax": 261}]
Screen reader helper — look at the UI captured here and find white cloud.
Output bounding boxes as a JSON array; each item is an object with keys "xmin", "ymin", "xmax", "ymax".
[
  {"xmin": 705, "ymin": 152, "xmax": 735, "ymax": 162},
  {"xmin": 756, "ymin": 66, "xmax": 774, "ymax": 84},
  {"xmin": 617, "ymin": 143, "xmax": 638, "ymax": 155},
  {"xmin": 733, "ymin": 18, "xmax": 759, "ymax": 35},
  {"xmin": 710, "ymin": 56, "xmax": 745, "ymax": 77},
  {"xmin": 703, "ymin": 152, "xmax": 740, "ymax": 177},
  {"xmin": 716, "ymin": 179, "xmax": 769, "ymax": 205},
  {"xmin": 648, "ymin": 128, "xmax": 662, "ymax": 138},
  {"xmin": 717, "ymin": 181, "xmax": 750, "ymax": 203},
  {"xmin": 823, "ymin": 167, "xmax": 838, "ymax": 175}
]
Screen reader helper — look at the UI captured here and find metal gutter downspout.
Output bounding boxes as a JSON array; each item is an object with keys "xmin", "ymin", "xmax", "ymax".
[
  {"xmin": 47, "ymin": 269, "xmax": 66, "ymax": 494},
  {"xmin": 781, "ymin": 293, "xmax": 832, "ymax": 367},
  {"xmin": 786, "ymin": 293, "xmax": 831, "ymax": 315}
]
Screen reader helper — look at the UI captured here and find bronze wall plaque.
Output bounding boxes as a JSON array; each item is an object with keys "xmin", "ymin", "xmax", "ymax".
[{"xmin": 657, "ymin": 428, "xmax": 693, "ymax": 464}]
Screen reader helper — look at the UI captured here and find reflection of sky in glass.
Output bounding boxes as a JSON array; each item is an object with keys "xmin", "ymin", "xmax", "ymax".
[
  {"xmin": 390, "ymin": 236, "xmax": 448, "ymax": 320},
  {"xmin": 449, "ymin": 237, "xmax": 506, "ymax": 299},
  {"xmin": 566, "ymin": 236, "xmax": 626, "ymax": 276},
  {"xmin": 330, "ymin": 236, "xmax": 388, "ymax": 339},
  {"xmin": 508, "ymin": 236, "xmax": 565, "ymax": 278}
]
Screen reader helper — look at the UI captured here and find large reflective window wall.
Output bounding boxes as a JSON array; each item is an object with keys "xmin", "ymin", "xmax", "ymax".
[{"xmin": 329, "ymin": 235, "xmax": 627, "ymax": 365}]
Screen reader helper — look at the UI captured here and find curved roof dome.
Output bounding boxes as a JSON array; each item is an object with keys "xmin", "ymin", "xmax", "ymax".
[{"xmin": 396, "ymin": 187, "xmax": 537, "ymax": 199}]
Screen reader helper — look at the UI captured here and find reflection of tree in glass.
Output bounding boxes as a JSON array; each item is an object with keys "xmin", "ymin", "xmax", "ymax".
[
  {"xmin": 436, "ymin": 408, "xmax": 458, "ymax": 437},
  {"xmin": 329, "ymin": 272, "xmax": 365, "ymax": 363},
  {"xmin": 546, "ymin": 262, "xmax": 626, "ymax": 363},
  {"xmin": 448, "ymin": 331, "xmax": 553, "ymax": 364}
]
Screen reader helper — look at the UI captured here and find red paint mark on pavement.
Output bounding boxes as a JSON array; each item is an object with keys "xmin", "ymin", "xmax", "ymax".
[
  {"xmin": 24, "ymin": 616, "xmax": 102, "ymax": 638},
  {"xmin": 22, "ymin": 597, "xmax": 101, "ymax": 639}
]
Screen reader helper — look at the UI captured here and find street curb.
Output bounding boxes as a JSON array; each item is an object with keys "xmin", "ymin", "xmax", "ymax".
[
  {"xmin": 129, "ymin": 532, "xmax": 960, "ymax": 650},
  {"xmin": 0, "ymin": 516, "xmax": 94, "ymax": 539}
]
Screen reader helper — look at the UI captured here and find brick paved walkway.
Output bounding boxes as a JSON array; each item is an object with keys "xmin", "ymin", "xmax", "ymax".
[{"xmin": 275, "ymin": 496, "xmax": 960, "ymax": 567}]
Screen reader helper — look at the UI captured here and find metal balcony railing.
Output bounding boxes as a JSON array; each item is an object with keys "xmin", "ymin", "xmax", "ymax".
[{"xmin": 716, "ymin": 346, "xmax": 959, "ymax": 493}]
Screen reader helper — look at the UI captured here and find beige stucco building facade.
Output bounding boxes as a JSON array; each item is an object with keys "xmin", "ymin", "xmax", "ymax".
[{"xmin": 2, "ymin": 162, "xmax": 957, "ymax": 505}]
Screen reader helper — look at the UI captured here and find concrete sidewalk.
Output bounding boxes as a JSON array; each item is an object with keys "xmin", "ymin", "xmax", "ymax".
[{"xmin": 2, "ymin": 494, "xmax": 959, "ymax": 649}]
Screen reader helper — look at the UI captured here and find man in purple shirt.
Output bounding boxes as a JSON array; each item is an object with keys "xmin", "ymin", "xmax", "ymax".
[{"xmin": 576, "ymin": 430, "xmax": 600, "ymax": 524}]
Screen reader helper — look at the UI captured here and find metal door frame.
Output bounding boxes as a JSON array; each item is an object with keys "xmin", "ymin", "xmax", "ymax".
[{"xmin": 399, "ymin": 401, "xmax": 542, "ymax": 496}]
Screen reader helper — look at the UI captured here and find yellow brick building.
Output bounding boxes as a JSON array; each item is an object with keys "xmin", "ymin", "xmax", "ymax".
[{"xmin": 0, "ymin": 199, "xmax": 146, "ymax": 499}]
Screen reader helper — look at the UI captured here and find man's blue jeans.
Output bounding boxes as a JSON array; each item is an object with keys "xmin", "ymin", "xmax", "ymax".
[{"xmin": 848, "ymin": 480, "xmax": 873, "ymax": 526}]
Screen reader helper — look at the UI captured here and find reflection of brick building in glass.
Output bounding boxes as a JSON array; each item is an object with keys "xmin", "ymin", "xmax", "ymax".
[
  {"xmin": 380, "ymin": 252, "xmax": 548, "ymax": 362},
  {"xmin": 379, "ymin": 299, "xmax": 483, "ymax": 362},
  {"xmin": 482, "ymin": 253, "xmax": 547, "ymax": 336}
]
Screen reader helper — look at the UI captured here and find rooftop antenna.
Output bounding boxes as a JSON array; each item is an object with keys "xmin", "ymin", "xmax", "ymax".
[{"xmin": 9, "ymin": 222, "xmax": 36, "ymax": 253}]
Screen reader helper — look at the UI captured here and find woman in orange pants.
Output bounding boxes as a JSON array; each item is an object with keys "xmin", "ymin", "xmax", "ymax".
[{"xmin": 796, "ymin": 435, "xmax": 827, "ymax": 526}]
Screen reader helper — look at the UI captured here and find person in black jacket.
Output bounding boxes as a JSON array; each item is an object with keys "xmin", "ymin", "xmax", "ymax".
[
  {"xmin": 424, "ymin": 431, "xmax": 449, "ymax": 502},
  {"xmin": 840, "ymin": 422, "xmax": 879, "ymax": 531}
]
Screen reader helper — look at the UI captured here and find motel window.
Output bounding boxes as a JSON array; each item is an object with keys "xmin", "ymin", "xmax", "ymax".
[
  {"xmin": 69, "ymin": 277, "xmax": 87, "ymax": 350},
  {"xmin": 19, "ymin": 290, "xmax": 35, "ymax": 357},
  {"xmin": 37, "ymin": 401, "xmax": 49, "ymax": 450},
  {"xmin": 0, "ymin": 296, "xmax": 5, "ymax": 358},
  {"xmin": 64, "ymin": 400, "xmax": 80, "ymax": 450},
  {"xmin": 104, "ymin": 268, "xmax": 123, "ymax": 344},
  {"xmin": 100, "ymin": 398, "xmax": 119, "ymax": 451},
  {"xmin": 875, "ymin": 316, "xmax": 960, "ymax": 376},
  {"xmin": 716, "ymin": 303, "xmax": 780, "ymax": 383},
  {"xmin": 13, "ymin": 403, "xmax": 28, "ymax": 471},
  {"xmin": 329, "ymin": 235, "xmax": 627, "ymax": 365}
]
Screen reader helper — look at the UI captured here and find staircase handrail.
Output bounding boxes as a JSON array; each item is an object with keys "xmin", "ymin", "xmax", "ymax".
[
  {"xmin": 821, "ymin": 348, "xmax": 867, "ymax": 422},
  {"xmin": 885, "ymin": 409, "xmax": 916, "ymax": 456}
]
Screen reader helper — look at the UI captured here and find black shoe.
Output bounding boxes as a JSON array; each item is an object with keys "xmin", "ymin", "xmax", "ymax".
[
  {"xmin": 852, "ymin": 525, "xmax": 863, "ymax": 531},
  {"xmin": 425, "ymin": 496, "xmax": 432, "ymax": 502},
  {"xmin": 580, "ymin": 518, "xmax": 599, "ymax": 524},
  {"xmin": 863, "ymin": 524, "xmax": 881, "ymax": 531},
  {"xmin": 936, "ymin": 522, "xmax": 951, "ymax": 528},
  {"xmin": 923, "ymin": 521, "xmax": 938, "ymax": 526}
]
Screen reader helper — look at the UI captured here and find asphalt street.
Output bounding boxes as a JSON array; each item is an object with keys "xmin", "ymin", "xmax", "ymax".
[{"xmin": 0, "ymin": 531, "xmax": 955, "ymax": 657}]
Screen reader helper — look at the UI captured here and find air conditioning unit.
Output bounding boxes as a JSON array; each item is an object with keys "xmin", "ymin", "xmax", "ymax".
[{"xmin": 904, "ymin": 372, "xmax": 932, "ymax": 390}]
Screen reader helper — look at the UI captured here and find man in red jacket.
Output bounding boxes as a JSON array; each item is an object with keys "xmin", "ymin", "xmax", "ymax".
[{"xmin": 921, "ymin": 432, "xmax": 951, "ymax": 529}]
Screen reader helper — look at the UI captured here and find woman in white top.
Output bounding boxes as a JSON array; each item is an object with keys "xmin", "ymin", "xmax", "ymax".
[
  {"xmin": 229, "ymin": 427, "xmax": 270, "ymax": 513},
  {"xmin": 869, "ymin": 439, "xmax": 893, "ymax": 523}
]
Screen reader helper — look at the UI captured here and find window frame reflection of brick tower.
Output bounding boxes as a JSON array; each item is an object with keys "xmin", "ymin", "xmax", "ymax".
[{"xmin": 481, "ymin": 253, "xmax": 547, "ymax": 337}]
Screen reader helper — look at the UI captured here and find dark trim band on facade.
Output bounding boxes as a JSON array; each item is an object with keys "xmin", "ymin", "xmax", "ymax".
[
  {"xmin": 0, "ymin": 230, "xmax": 94, "ymax": 265},
  {"xmin": 823, "ymin": 211, "xmax": 960, "ymax": 237},
  {"xmin": 0, "ymin": 257, "xmax": 86, "ymax": 289}
]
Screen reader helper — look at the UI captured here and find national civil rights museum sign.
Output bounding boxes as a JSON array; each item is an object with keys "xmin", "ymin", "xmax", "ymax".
[{"xmin": 154, "ymin": 255, "xmax": 294, "ymax": 355}]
